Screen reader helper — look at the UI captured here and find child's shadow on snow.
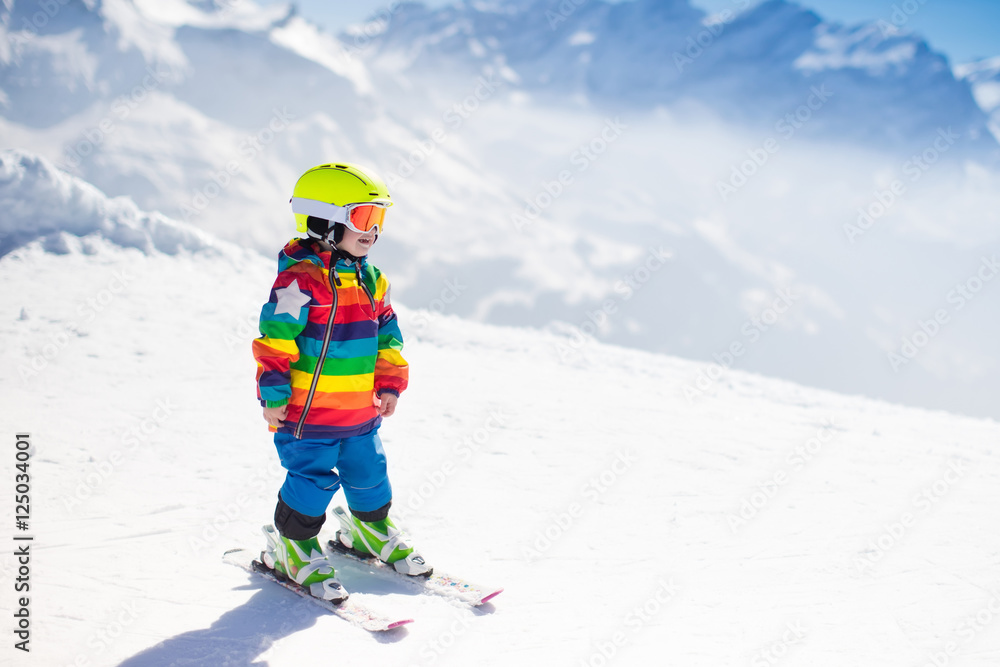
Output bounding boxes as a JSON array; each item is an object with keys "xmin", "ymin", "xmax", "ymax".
[{"xmin": 118, "ymin": 577, "xmax": 407, "ymax": 667}]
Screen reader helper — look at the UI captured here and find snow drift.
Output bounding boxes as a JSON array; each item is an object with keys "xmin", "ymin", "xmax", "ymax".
[{"xmin": 0, "ymin": 148, "xmax": 218, "ymax": 256}]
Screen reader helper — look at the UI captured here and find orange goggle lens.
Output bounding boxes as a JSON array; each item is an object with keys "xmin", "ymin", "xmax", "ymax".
[{"xmin": 346, "ymin": 205, "xmax": 386, "ymax": 234}]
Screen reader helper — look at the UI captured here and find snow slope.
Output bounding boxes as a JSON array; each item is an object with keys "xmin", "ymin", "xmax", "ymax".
[{"xmin": 2, "ymin": 154, "xmax": 1000, "ymax": 666}]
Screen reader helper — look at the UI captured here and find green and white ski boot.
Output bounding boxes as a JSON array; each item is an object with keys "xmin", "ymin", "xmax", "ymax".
[
  {"xmin": 261, "ymin": 525, "xmax": 348, "ymax": 602},
  {"xmin": 333, "ymin": 506, "xmax": 432, "ymax": 576}
]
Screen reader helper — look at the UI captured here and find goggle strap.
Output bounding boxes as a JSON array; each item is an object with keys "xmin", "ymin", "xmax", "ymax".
[{"xmin": 291, "ymin": 197, "xmax": 349, "ymax": 224}]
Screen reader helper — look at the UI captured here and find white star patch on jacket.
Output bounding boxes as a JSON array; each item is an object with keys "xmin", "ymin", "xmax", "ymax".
[{"xmin": 273, "ymin": 279, "xmax": 311, "ymax": 318}]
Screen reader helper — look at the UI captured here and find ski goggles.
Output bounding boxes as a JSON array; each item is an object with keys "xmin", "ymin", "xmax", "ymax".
[{"xmin": 291, "ymin": 197, "xmax": 389, "ymax": 235}]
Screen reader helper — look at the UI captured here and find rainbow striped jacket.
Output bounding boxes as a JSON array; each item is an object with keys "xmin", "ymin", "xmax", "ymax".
[{"xmin": 253, "ymin": 238, "xmax": 408, "ymax": 438}]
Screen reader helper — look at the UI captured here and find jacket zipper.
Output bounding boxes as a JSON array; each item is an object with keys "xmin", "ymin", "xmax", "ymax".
[{"xmin": 294, "ymin": 259, "xmax": 341, "ymax": 439}]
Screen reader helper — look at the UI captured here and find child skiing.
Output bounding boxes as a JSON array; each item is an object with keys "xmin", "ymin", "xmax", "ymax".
[{"xmin": 252, "ymin": 162, "xmax": 429, "ymax": 603}]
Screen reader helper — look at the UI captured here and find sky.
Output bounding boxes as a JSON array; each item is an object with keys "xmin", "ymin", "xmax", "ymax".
[{"xmin": 290, "ymin": 0, "xmax": 1000, "ymax": 65}]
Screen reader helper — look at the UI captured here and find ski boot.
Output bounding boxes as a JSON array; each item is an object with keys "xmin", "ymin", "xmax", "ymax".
[
  {"xmin": 332, "ymin": 506, "xmax": 432, "ymax": 576},
  {"xmin": 261, "ymin": 525, "xmax": 348, "ymax": 602}
]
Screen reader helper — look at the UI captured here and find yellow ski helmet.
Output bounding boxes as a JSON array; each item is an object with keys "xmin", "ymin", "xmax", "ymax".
[{"xmin": 290, "ymin": 163, "xmax": 392, "ymax": 240}]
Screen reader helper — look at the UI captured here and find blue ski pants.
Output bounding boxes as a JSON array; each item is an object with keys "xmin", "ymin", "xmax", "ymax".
[{"xmin": 273, "ymin": 427, "xmax": 392, "ymax": 518}]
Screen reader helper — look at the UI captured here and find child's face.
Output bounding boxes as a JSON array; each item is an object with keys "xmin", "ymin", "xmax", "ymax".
[{"xmin": 338, "ymin": 226, "xmax": 377, "ymax": 257}]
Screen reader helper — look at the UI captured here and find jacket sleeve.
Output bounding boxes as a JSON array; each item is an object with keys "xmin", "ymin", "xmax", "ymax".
[
  {"xmin": 252, "ymin": 268, "xmax": 314, "ymax": 407},
  {"xmin": 372, "ymin": 275, "xmax": 408, "ymax": 397}
]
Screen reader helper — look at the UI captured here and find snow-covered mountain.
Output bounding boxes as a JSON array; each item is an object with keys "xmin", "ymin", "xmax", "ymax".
[
  {"xmin": 1, "ymin": 0, "xmax": 999, "ymax": 423},
  {"xmin": 0, "ymin": 0, "xmax": 379, "ymax": 245},
  {"xmin": 0, "ymin": 0, "xmax": 995, "ymax": 231},
  {"xmin": 956, "ymin": 56, "xmax": 1000, "ymax": 143},
  {"xmin": 2, "ymin": 151, "xmax": 1000, "ymax": 667},
  {"xmin": 356, "ymin": 0, "xmax": 997, "ymax": 157}
]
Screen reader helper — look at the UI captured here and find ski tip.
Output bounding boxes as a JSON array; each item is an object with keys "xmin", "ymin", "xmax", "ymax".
[
  {"xmin": 386, "ymin": 618, "xmax": 415, "ymax": 631},
  {"xmin": 479, "ymin": 589, "xmax": 504, "ymax": 605}
]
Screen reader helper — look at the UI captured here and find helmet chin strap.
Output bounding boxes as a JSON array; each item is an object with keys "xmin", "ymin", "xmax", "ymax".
[
  {"xmin": 306, "ymin": 222, "xmax": 375, "ymax": 263},
  {"xmin": 322, "ymin": 228, "xmax": 337, "ymax": 248},
  {"xmin": 326, "ymin": 233, "xmax": 362, "ymax": 264},
  {"xmin": 305, "ymin": 222, "xmax": 339, "ymax": 247}
]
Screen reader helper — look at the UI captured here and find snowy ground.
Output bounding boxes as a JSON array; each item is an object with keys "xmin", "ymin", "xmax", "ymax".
[{"xmin": 1, "ymin": 229, "xmax": 999, "ymax": 667}]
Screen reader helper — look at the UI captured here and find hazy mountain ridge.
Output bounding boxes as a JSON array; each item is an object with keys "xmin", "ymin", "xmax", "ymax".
[
  {"xmin": 1, "ymin": 0, "xmax": 998, "ymax": 422},
  {"xmin": 354, "ymin": 0, "xmax": 997, "ymax": 157}
]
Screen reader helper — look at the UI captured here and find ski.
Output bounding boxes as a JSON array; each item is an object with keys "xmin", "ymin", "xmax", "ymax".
[
  {"xmin": 325, "ymin": 537, "xmax": 503, "ymax": 607},
  {"xmin": 223, "ymin": 548, "xmax": 413, "ymax": 632}
]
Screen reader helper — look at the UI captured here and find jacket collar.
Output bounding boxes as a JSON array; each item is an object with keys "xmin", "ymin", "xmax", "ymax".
[{"xmin": 286, "ymin": 237, "xmax": 368, "ymax": 270}]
